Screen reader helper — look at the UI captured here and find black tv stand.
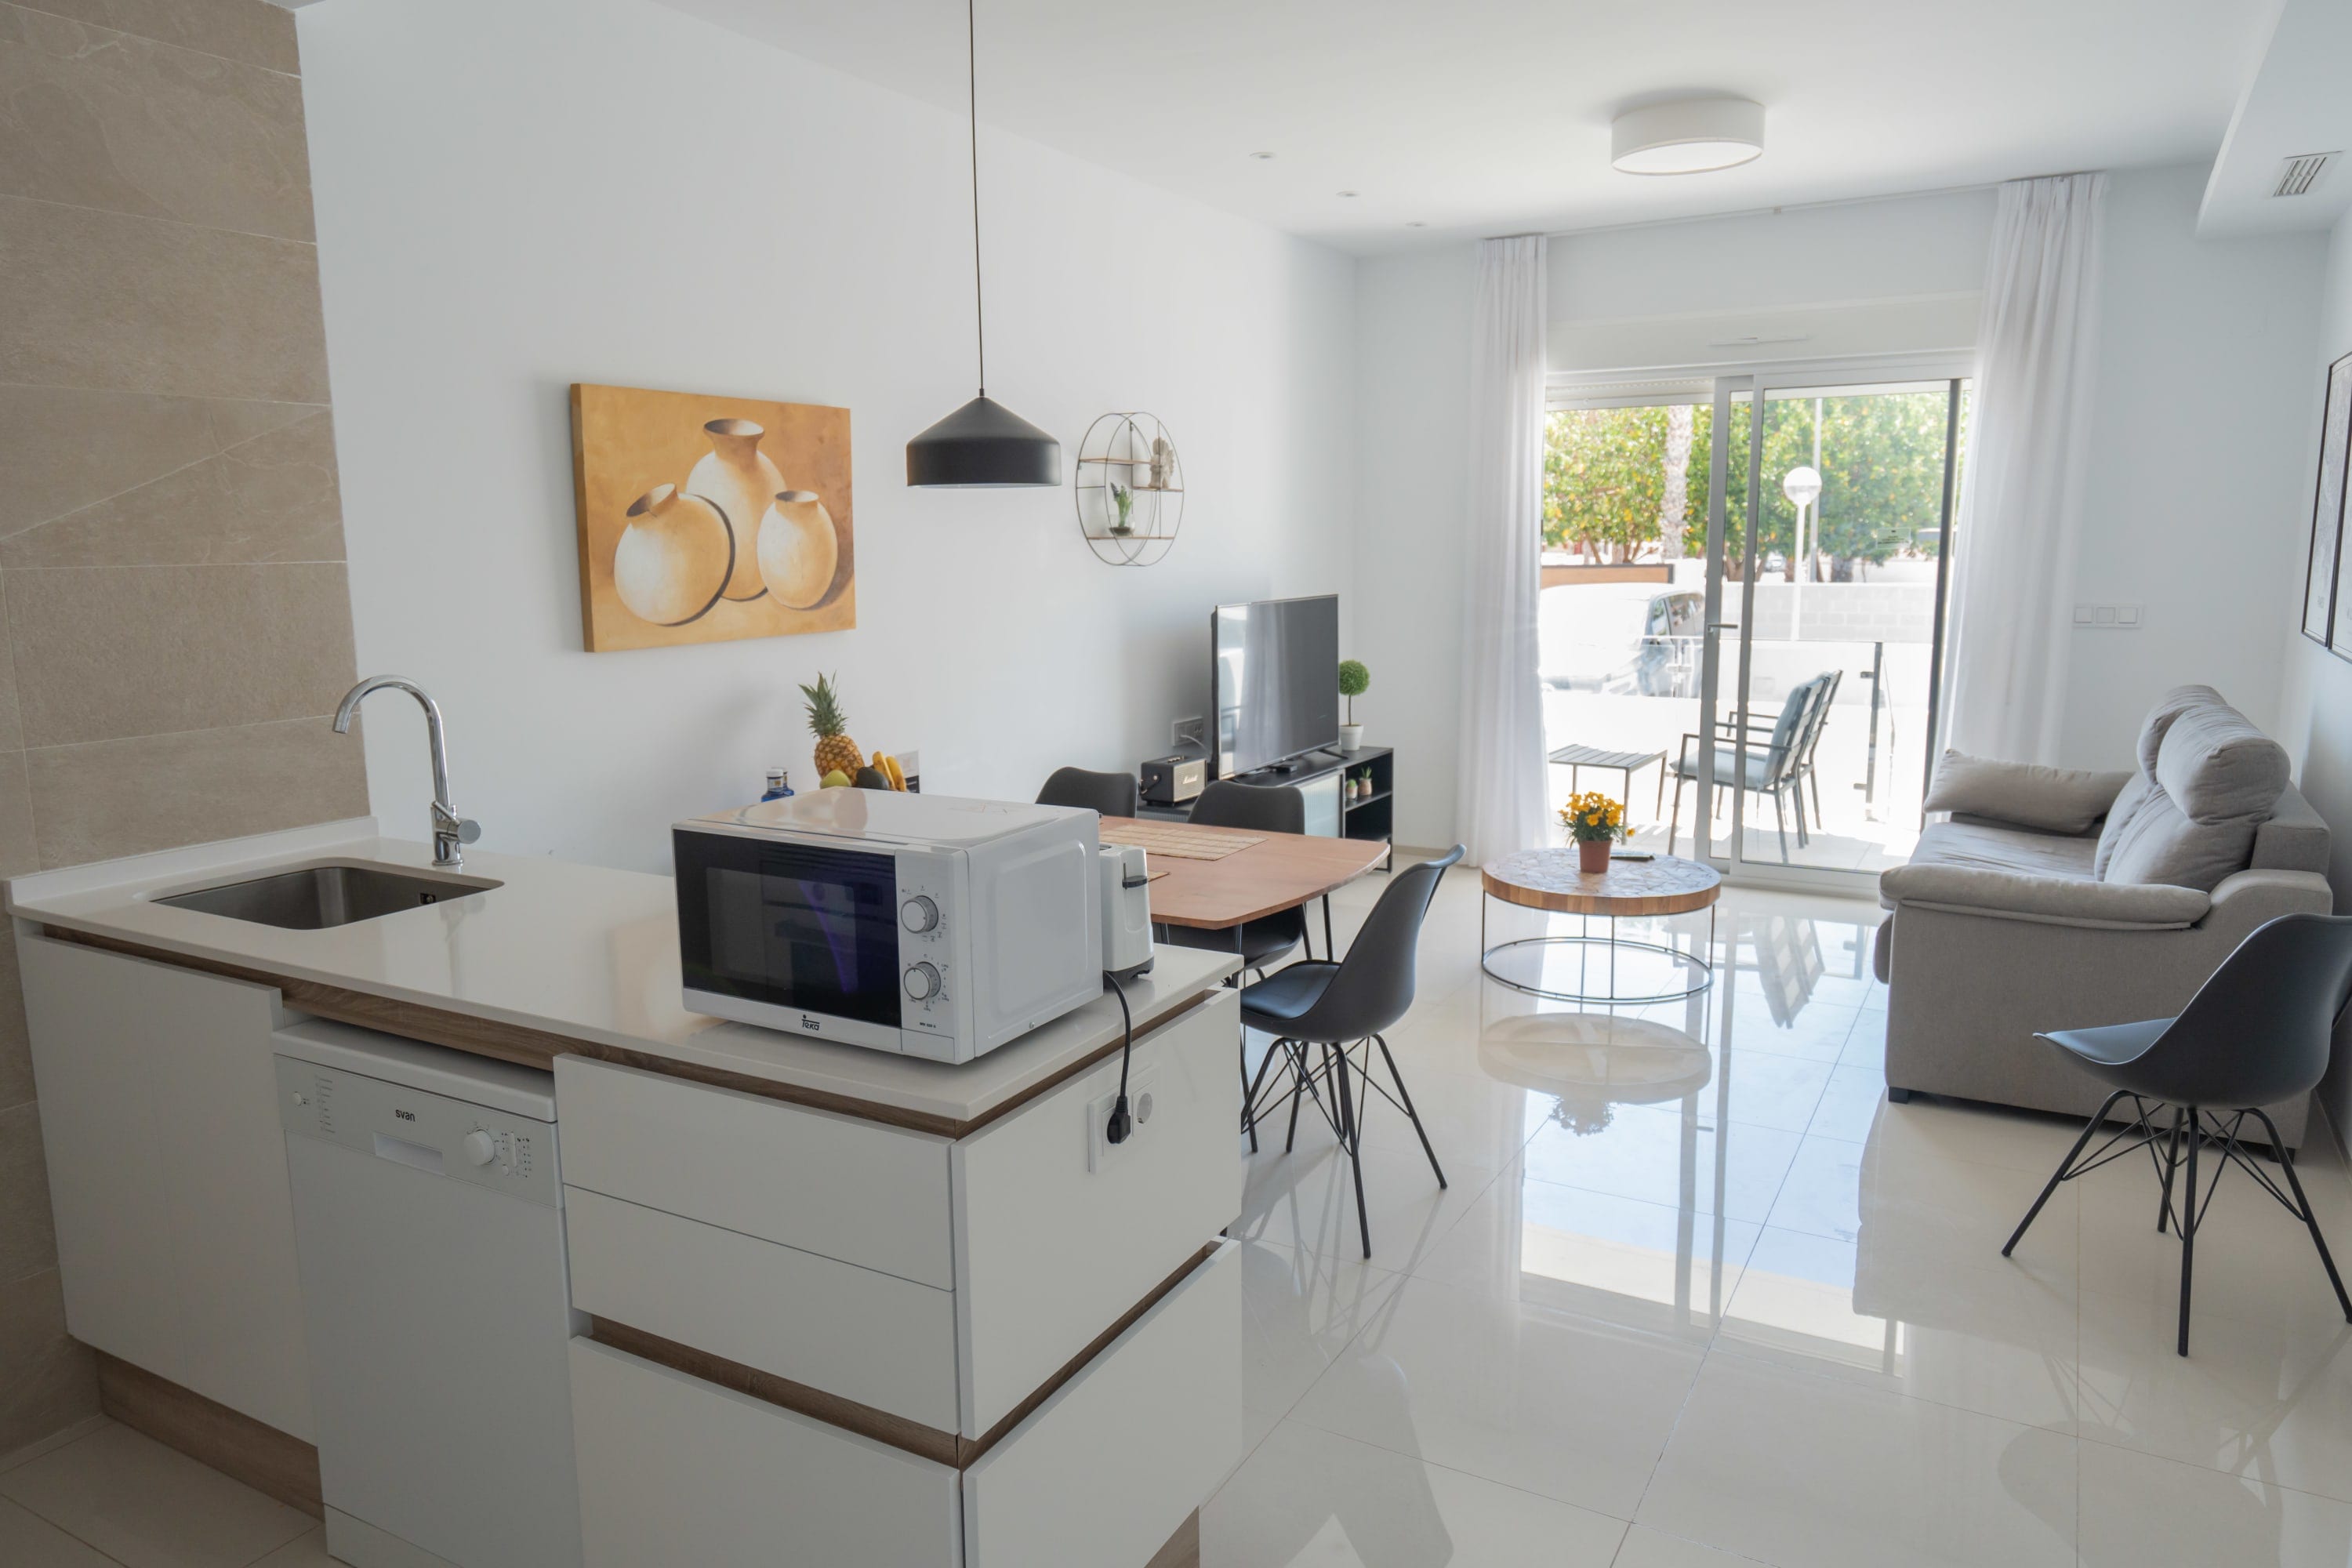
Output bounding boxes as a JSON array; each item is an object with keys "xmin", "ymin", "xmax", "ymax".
[{"xmin": 1136, "ymin": 747, "xmax": 1395, "ymax": 869}]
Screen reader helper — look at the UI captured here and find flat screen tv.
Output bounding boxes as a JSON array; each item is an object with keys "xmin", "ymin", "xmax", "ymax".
[{"xmin": 1212, "ymin": 593, "xmax": 1339, "ymax": 776}]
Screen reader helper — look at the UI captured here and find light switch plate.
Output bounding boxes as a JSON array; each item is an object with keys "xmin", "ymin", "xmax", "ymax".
[{"xmin": 2072, "ymin": 602, "xmax": 2144, "ymax": 630}]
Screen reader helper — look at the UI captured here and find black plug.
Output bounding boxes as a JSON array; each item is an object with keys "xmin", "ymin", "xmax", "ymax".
[{"xmin": 1102, "ymin": 971, "xmax": 1136, "ymax": 1146}]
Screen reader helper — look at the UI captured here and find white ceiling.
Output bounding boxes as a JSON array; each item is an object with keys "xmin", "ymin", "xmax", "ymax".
[
  {"xmin": 659, "ymin": 0, "xmax": 2276, "ymax": 256},
  {"xmin": 2198, "ymin": 0, "xmax": 2352, "ymax": 237}
]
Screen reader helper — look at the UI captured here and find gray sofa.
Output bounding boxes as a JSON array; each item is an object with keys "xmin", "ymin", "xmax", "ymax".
[{"xmin": 1875, "ymin": 686, "xmax": 2332, "ymax": 1145}]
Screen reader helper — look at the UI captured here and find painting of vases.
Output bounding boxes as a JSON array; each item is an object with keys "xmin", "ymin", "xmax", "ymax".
[{"xmin": 570, "ymin": 383, "xmax": 854, "ymax": 652}]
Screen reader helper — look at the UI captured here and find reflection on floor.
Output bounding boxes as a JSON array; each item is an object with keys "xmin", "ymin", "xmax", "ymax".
[
  {"xmin": 9, "ymin": 872, "xmax": 2351, "ymax": 1567},
  {"xmin": 1215, "ymin": 869, "xmax": 2352, "ymax": 1567}
]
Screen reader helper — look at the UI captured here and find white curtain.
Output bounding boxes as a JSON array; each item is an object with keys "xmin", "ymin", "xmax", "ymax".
[
  {"xmin": 1943, "ymin": 172, "xmax": 2107, "ymax": 763},
  {"xmin": 1456, "ymin": 235, "xmax": 1551, "ymax": 865}
]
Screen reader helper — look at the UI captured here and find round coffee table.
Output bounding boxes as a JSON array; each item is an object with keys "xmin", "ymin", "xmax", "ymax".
[{"xmin": 1479, "ymin": 849, "xmax": 1720, "ymax": 1005}]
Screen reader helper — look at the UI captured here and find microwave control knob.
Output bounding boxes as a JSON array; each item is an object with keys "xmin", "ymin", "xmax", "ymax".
[
  {"xmin": 463, "ymin": 1129, "xmax": 498, "ymax": 1167},
  {"xmin": 901, "ymin": 895, "xmax": 939, "ymax": 935},
  {"xmin": 904, "ymin": 962, "xmax": 941, "ymax": 1002}
]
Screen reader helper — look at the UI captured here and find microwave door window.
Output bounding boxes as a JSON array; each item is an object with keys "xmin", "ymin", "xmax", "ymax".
[{"xmin": 702, "ymin": 856, "xmax": 899, "ymax": 1026}]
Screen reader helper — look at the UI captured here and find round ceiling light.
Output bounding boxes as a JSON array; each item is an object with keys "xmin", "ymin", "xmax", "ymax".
[{"xmin": 1610, "ymin": 97, "xmax": 1765, "ymax": 175}]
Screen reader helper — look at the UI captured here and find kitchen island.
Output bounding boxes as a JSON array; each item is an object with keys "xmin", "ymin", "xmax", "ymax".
[{"xmin": 9, "ymin": 817, "xmax": 1242, "ymax": 1567}]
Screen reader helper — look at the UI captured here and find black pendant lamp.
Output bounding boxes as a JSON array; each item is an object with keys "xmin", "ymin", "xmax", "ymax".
[{"xmin": 906, "ymin": 0, "xmax": 1062, "ymax": 488}]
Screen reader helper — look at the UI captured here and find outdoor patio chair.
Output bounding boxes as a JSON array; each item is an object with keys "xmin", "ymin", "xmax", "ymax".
[
  {"xmin": 1789, "ymin": 667, "xmax": 1845, "ymax": 831},
  {"xmin": 1666, "ymin": 673, "xmax": 1828, "ymax": 862}
]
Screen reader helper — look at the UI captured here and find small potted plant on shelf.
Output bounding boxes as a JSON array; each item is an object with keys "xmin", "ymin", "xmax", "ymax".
[
  {"xmin": 1559, "ymin": 791, "xmax": 1626, "ymax": 874},
  {"xmin": 1108, "ymin": 482, "xmax": 1135, "ymax": 536},
  {"xmin": 1337, "ymin": 659, "xmax": 1369, "ymax": 752}
]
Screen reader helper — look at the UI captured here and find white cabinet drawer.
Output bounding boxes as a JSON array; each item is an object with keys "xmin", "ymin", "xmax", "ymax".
[
  {"xmin": 964, "ymin": 1240, "xmax": 1242, "ymax": 1568},
  {"xmin": 564, "ymin": 1187, "xmax": 960, "ymax": 1430},
  {"xmin": 568, "ymin": 1336, "xmax": 963, "ymax": 1568},
  {"xmin": 554, "ymin": 1055, "xmax": 953, "ymax": 1288},
  {"xmin": 566, "ymin": 1242, "xmax": 1240, "ymax": 1567},
  {"xmin": 953, "ymin": 986, "xmax": 1243, "ymax": 1432}
]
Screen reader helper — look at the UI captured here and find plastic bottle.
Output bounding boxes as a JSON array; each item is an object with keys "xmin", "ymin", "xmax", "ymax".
[{"xmin": 760, "ymin": 768, "xmax": 794, "ymax": 802}]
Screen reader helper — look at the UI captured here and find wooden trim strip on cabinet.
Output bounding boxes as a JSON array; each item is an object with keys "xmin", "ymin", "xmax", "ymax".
[
  {"xmin": 38, "ymin": 926, "xmax": 1221, "ymax": 1139},
  {"xmin": 93, "ymin": 1352, "xmax": 323, "ymax": 1519},
  {"xmin": 586, "ymin": 1242, "xmax": 1218, "ymax": 1470}
]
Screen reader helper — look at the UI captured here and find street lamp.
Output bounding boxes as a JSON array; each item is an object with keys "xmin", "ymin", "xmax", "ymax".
[{"xmin": 1783, "ymin": 465, "xmax": 1821, "ymax": 640}]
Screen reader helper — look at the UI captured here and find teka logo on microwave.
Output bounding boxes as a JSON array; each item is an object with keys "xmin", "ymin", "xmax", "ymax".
[{"xmin": 800, "ymin": 1015, "xmax": 822, "ymax": 1032}]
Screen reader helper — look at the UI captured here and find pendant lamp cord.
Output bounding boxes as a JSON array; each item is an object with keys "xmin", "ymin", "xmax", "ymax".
[{"xmin": 967, "ymin": 0, "xmax": 985, "ymax": 400}]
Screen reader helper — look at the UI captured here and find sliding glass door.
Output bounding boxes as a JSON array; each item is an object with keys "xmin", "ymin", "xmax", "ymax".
[
  {"xmin": 1543, "ymin": 359, "xmax": 1968, "ymax": 891},
  {"xmin": 1700, "ymin": 365, "xmax": 1969, "ymax": 887}
]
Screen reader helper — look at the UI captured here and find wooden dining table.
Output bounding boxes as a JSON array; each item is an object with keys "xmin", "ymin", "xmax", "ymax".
[{"xmin": 1099, "ymin": 816, "xmax": 1391, "ymax": 959}]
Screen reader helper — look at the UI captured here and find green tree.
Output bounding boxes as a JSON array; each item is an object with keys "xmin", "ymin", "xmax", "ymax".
[{"xmin": 1544, "ymin": 389, "xmax": 1957, "ymax": 580}]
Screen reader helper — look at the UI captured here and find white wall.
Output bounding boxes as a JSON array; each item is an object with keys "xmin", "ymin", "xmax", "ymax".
[
  {"xmin": 1356, "ymin": 164, "xmax": 2327, "ymax": 846},
  {"xmin": 299, "ymin": 0, "xmax": 1356, "ymax": 872},
  {"xmin": 2059, "ymin": 162, "xmax": 2325, "ymax": 766},
  {"xmin": 2274, "ymin": 203, "xmax": 2352, "ymax": 1131}
]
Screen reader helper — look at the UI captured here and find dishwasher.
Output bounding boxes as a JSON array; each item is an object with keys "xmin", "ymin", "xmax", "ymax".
[{"xmin": 274, "ymin": 1018, "xmax": 583, "ymax": 1568}]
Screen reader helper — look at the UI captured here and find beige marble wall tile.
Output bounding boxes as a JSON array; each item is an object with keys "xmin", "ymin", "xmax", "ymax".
[
  {"xmin": 0, "ymin": 1269, "xmax": 97, "ymax": 1456},
  {"xmin": 0, "ymin": 5, "xmax": 313, "ymax": 240},
  {"xmin": 0, "ymin": 938, "xmax": 31, "ymax": 1113},
  {"xmin": 10, "ymin": 0, "xmax": 293, "ymax": 74},
  {"xmin": 0, "ymin": 387, "xmax": 318, "ymax": 542},
  {"xmin": 0, "ymin": 752, "xmax": 31, "ymax": 869},
  {"xmin": 0, "ymin": 195, "xmax": 328, "ymax": 401},
  {"xmin": 9, "ymin": 562, "xmax": 355, "ymax": 747},
  {"xmin": 0, "ymin": 593, "xmax": 20, "ymax": 756},
  {"xmin": 0, "ymin": 1104, "xmax": 56, "ymax": 1283},
  {"xmin": 4, "ymin": 410, "xmax": 343, "ymax": 568},
  {"xmin": 26, "ymin": 714, "xmax": 368, "ymax": 867}
]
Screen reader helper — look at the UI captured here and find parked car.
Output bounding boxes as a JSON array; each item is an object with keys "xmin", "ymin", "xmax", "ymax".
[{"xmin": 1538, "ymin": 581, "xmax": 1704, "ymax": 696}]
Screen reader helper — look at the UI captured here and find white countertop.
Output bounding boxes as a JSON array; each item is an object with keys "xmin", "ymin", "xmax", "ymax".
[{"xmin": 4, "ymin": 818, "xmax": 1237, "ymax": 1126}]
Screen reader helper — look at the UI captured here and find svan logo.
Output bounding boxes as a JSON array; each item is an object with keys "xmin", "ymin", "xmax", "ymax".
[
  {"xmin": 800, "ymin": 1015, "xmax": 822, "ymax": 1033},
  {"xmin": 394, "ymin": 1108, "xmax": 416, "ymax": 1122}
]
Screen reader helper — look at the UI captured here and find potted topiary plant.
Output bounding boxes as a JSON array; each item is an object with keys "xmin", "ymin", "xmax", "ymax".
[
  {"xmin": 1337, "ymin": 659, "xmax": 1369, "ymax": 752},
  {"xmin": 1559, "ymin": 791, "xmax": 1627, "ymax": 873}
]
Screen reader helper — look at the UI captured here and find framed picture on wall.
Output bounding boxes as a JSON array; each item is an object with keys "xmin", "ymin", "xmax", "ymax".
[{"xmin": 2307, "ymin": 350, "xmax": 2352, "ymax": 649}]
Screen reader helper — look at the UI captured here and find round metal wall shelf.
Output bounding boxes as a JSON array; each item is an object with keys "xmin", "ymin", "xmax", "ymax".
[{"xmin": 1075, "ymin": 412, "xmax": 1181, "ymax": 567}]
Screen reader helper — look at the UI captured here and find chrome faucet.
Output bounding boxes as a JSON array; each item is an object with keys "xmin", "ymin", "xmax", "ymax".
[{"xmin": 333, "ymin": 676, "xmax": 481, "ymax": 868}]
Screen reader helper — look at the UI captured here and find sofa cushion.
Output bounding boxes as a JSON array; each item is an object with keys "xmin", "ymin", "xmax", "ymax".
[
  {"xmin": 1909, "ymin": 820, "xmax": 2099, "ymax": 880},
  {"xmin": 2254, "ymin": 785, "xmax": 2333, "ymax": 875},
  {"xmin": 2136, "ymin": 684, "xmax": 2225, "ymax": 777},
  {"xmin": 2151, "ymin": 702, "xmax": 2288, "ymax": 823},
  {"xmin": 1922, "ymin": 750, "xmax": 2129, "ymax": 835},
  {"xmin": 2093, "ymin": 768, "xmax": 2154, "ymax": 880},
  {"xmin": 2102, "ymin": 786, "xmax": 2259, "ymax": 891}
]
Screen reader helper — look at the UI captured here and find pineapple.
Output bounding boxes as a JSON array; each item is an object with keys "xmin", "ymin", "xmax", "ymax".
[{"xmin": 800, "ymin": 672, "xmax": 863, "ymax": 781}]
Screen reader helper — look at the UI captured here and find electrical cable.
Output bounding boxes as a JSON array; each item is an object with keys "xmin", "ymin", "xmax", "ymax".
[{"xmin": 1102, "ymin": 970, "xmax": 1134, "ymax": 1145}]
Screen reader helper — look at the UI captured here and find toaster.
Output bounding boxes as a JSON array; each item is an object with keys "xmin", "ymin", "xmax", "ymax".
[
  {"xmin": 1098, "ymin": 844, "xmax": 1154, "ymax": 978},
  {"xmin": 1141, "ymin": 754, "xmax": 1206, "ymax": 806}
]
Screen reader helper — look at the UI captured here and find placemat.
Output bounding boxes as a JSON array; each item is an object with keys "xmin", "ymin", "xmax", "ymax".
[{"xmin": 1100, "ymin": 820, "xmax": 1266, "ymax": 862}]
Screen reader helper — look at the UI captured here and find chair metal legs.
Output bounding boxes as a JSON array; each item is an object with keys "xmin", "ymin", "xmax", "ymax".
[
  {"xmin": 1242, "ymin": 1031, "xmax": 1446, "ymax": 1261},
  {"xmin": 2249, "ymin": 1106, "xmax": 2352, "ymax": 1326},
  {"xmin": 2007, "ymin": 1096, "xmax": 2352, "ymax": 1357},
  {"xmin": 1668, "ymin": 775, "xmax": 1684, "ymax": 857}
]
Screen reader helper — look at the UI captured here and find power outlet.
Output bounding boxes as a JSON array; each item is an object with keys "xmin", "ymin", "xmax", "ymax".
[
  {"xmin": 1171, "ymin": 716, "xmax": 1205, "ymax": 752},
  {"xmin": 1085, "ymin": 1061, "xmax": 1160, "ymax": 1172}
]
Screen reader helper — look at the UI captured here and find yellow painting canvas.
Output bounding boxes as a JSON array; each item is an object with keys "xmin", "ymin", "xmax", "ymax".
[{"xmin": 570, "ymin": 383, "xmax": 855, "ymax": 652}]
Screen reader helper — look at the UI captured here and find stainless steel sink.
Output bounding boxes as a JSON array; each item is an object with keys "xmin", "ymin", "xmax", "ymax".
[{"xmin": 156, "ymin": 862, "xmax": 502, "ymax": 930}]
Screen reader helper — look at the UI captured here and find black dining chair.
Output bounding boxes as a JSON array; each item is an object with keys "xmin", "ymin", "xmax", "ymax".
[
  {"xmin": 1163, "ymin": 780, "xmax": 1313, "ymax": 981},
  {"xmin": 2002, "ymin": 913, "xmax": 2352, "ymax": 1356},
  {"xmin": 1035, "ymin": 766, "xmax": 1138, "ymax": 818},
  {"xmin": 1240, "ymin": 846, "xmax": 1465, "ymax": 1259}
]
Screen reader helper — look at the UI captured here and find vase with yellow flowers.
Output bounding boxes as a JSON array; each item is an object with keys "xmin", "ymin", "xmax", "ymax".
[{"xmin": 1559, "ymin": 791, "xmax": 1627, "ymax": 873}]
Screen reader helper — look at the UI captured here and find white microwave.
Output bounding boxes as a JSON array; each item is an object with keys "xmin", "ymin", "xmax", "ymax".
[{"xmin": 673, "ymin": 791, "xmax": 1102, "ymax": 1064}]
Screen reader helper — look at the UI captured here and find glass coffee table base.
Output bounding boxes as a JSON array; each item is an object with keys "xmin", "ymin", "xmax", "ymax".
[{"xmin": 1480, "ymin": 905, "xmax": 1716, "ymax": 1006}]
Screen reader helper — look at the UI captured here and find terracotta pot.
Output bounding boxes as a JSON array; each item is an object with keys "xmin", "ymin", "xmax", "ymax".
[
  {"xmin": 1577, "ymin": 838, "xmax": 1613, "ymax": 874},
  {"xmin": 757, "ymin": 489, "xmax": 840, "ymax": 610},
  {"xmin": 686, "ymin": 419, "xmax": 783, "ymax": 601},
  {"xmin": 613, "ymin": 484, "xmax": 731, "ymax": 626}
]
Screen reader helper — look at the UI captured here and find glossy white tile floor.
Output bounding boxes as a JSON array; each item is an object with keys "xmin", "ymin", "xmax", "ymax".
[
  {"xmin": 1208, "ymin": 868, "xmax": 2352, "ymax": 1566},
  {"xmin": 9, "ymin": 870, "xmax": 2351, "ymax": 1567}
]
